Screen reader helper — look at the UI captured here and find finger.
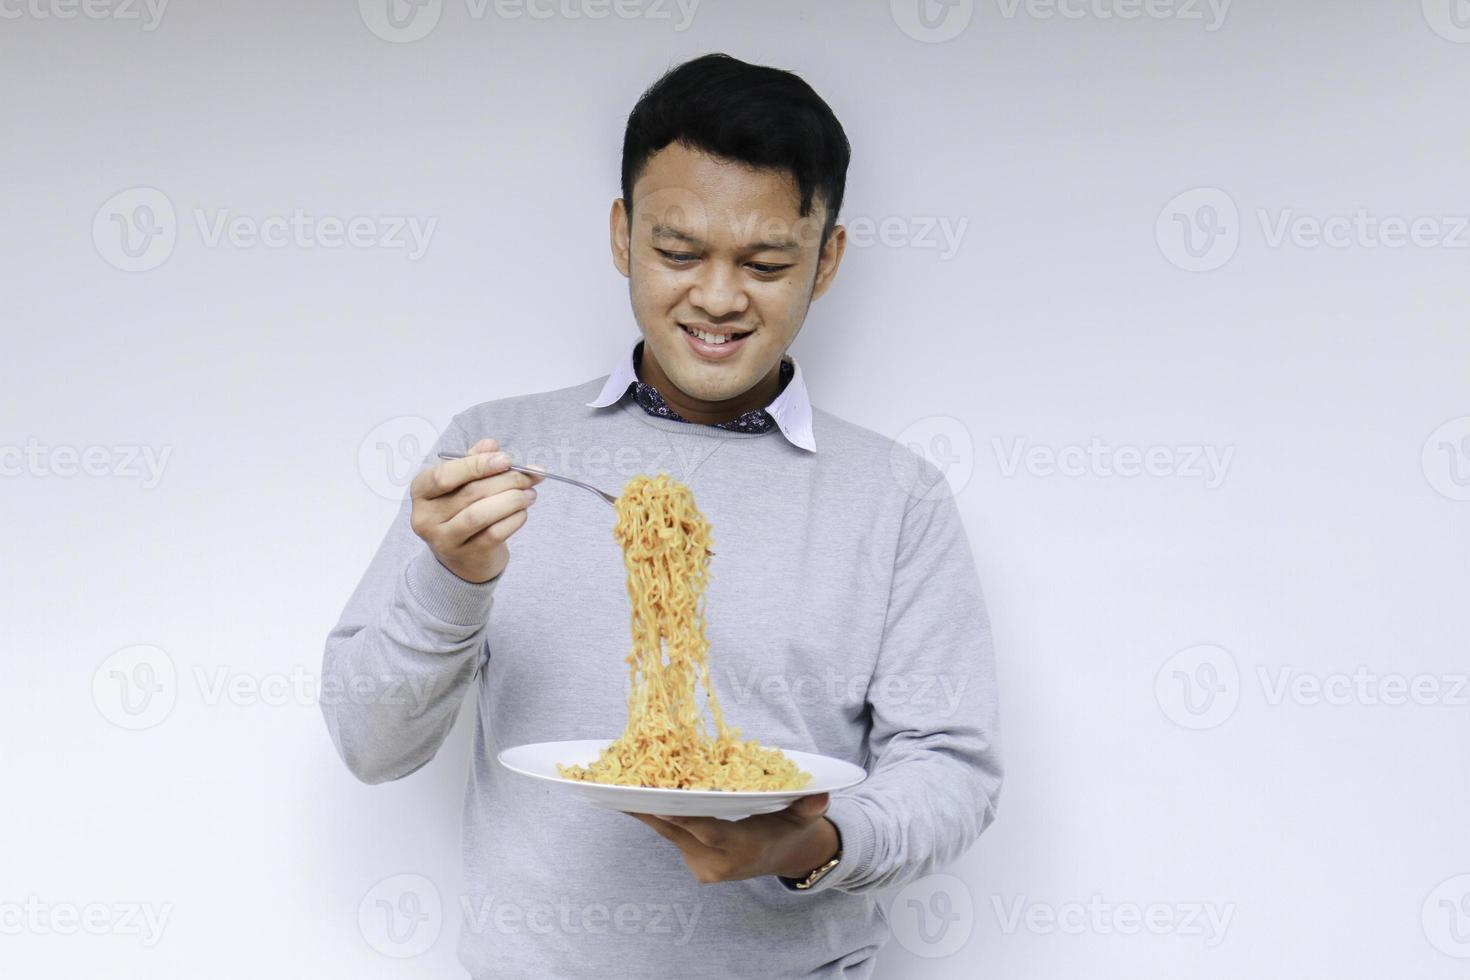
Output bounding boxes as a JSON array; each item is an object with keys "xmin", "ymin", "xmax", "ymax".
[
  {"xmin": 455, "ymin": 438, "xmax": 542, "ymax": 487},
  {"xmin": 449, "ymin": 492, "xmax": 533, "ymax": 545},
  {"xmin": 465, "ymin": 507, "xmax": 530, "ymax": 550},
  {"xmin": 658, "ymin": 815, "xmax": 734, "ymax": 849},
  {"xmin": 625, "ymin": 812, "xmax": 715, "ymax": 854},
  {"xmin": 624, "ymin": 811, "xmax": 670, "ymax": 832},
  {"xmin": 443, "ymin": 469, "xmax": 536, "ymax": 511},
  {"xmin": 445, "ymin": 463, "xmax": 546, "ymax": 512},
  {"xmin": 412, "ymin": 450, "xmax": 510, "ymax": 500},
  {"xmin": 442, "ymin": 486, "xmax": 534, "ymax": 543},
  {"xmin": 508, "ymin": 463, "xmax": 548, "ymax": 488},
  {"xmin": 785, "ymin": 793, "xmax": 830, "ymax": 821}
]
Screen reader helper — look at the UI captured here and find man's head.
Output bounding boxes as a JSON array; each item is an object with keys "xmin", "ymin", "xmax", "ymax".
[{"xmin": 610, "ymin": 53, "xmax": 851, "ymax": 422}]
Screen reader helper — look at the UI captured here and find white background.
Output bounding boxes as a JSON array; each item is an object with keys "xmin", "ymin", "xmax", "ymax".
[{"xmin": 3, "ymin": 1, "xmax": 1468, "ymax": 977}]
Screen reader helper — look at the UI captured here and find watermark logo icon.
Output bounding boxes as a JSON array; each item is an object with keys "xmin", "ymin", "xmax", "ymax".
[
  {"xmin": 889, "ymin": 873, "xmax": 974, "ymax": 958},
  {"xmin": 360, "ymin": 0, "xmax": 442, "ymax": 42},
  {"xmin": 91, "ymin": 644, "xmax": 178, "ymax": 731},
  {"xmin": 1423, "ymin": 874, "xmax": 1470, "ymax": 958},
  {"xmin": 1423, "ymin": 0, "xmax": 1470, "ymax": 42},
  {"xmin": 94, "ymin": 187, "xmax": 176, "ymax": 272},
  {"xmin": 891, "ymin": 415, "xmax": 975, "ymax": 501},
  {"xmin": 1156, "ymin": 187, "xmax": 1239, "ymax": 272},
  {"xmin": 891, "ymin": 0, "xmax": 974, "ymax": 42},
  {"xmin": 359, "ymin": 416, "xmax": 439, "ymax": 500},
  {"xmin": 1155, "ymin": 644, "xmax": 1239, "ymax": 730},
  {"xmin": 359, "ymin": 873, "xmax": 442, "ymax": 958},
  {"xmin": 1422, "ymin": 416, "xmax": 1470, "ymax": 501}
]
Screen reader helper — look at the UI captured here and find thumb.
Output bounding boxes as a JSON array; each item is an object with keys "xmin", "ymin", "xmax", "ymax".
[{"xmin": 790, "ymin": 793, "xmax": 830, "ymax": 820}]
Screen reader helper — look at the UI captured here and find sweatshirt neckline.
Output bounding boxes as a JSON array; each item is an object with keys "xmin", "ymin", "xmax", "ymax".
[{"xmin": 615, "ymin": 399, "xmax": 773, "ymax": 441}]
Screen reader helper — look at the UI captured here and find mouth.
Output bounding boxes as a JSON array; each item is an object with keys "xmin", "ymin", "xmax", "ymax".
[{"xmin": 679, "ymin": 322, "xmax": 754, "ymax": 360}]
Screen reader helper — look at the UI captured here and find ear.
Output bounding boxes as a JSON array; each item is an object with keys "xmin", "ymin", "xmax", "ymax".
[
  {"xmin": 610, "ymin": 198, "xmax": 632, "ymax": 278},
  {"xmin": 810, "ymin": 224, "xmax": 847, "ymax": 302}
]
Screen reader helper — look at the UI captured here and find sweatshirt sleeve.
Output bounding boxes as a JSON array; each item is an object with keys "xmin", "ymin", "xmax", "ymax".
[
  {"xmin": 319, "ymin": 415, "xmax": 497, "ymax": 785},
  {"xmin": 783, "ymin": 460, "xmax": 1004, "ymax": 894}
]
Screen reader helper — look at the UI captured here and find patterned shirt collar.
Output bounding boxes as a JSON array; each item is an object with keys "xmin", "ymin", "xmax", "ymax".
[{"xmin": 585, "ymin": 339, "xmax": 817, "ymax": 452}]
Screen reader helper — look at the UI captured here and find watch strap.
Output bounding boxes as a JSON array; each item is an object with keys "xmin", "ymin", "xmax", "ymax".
[{"xmin": 788, "ymin": 851, "xmax": 841, "ymax": 890}]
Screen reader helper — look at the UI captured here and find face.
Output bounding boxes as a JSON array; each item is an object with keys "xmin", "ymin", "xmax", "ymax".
[{"xmin": 610, "ymin": 142, "xmax": 846, "ymax": 418}]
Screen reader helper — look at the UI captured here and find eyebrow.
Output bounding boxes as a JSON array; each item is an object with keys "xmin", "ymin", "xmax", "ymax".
[{"xmin": 650, "ymin": 222, "xmax": 802, "ymax": 254}]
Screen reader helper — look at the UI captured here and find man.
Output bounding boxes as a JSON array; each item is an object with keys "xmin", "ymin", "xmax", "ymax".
[{"xmin": 322, "ymin": 52, "xmax": 1002, "ymax": 979}]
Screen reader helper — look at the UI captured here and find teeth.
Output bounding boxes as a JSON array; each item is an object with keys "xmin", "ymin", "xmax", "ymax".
[{"xmin": 687, "ymin": 326, "xmax": 741, "ymax": 345}]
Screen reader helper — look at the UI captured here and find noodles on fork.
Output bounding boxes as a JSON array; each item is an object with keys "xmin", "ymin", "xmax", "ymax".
[{"xmin": 557, "ymin": 473, "xmax": 811, "ymax": 792}]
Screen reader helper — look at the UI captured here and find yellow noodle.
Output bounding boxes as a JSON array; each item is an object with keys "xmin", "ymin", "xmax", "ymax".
[{"xmin": 556, "ymin": 473, "xmax": 812, "ymax": 792}]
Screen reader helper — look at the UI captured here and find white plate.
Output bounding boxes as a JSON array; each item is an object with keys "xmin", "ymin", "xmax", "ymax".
[{"xmin": 497, "ymin": 739, "xmax": 867, "ymax": 819}]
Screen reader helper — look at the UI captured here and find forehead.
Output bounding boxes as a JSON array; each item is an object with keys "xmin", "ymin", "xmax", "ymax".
[{"xmin": 632, "ymin": 142, "xmax": 824, "ymax": 249}]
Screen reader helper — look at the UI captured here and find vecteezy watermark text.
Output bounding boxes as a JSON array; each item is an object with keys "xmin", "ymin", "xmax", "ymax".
[
  {"xmin": 1156, "ymin": 644, "xmax": 1470, "ymax": 730},
  {"xmin": 993, "ymin": 895, "xmax": 1235, "ymax": 947},
  {"xmin": 94, "ymin": 187, "xmax": 437, "ymax": 272},
  {"xmin": 889, "ymin": 0, "xmax": 1230, "ymax": 43},
  {"xmin": 843, "ymin": 215, "xmax": 969, "ymax": 259},
  {"xmin": 721, "ymin": 666, "xmax": 969, "ymax": 718},
  {"xmin": 460, "ymin": 894, "xmax": 701, "ymax": 943},
  {"xmin": 359, "ymin": 0, "xmax": 701, "ymax": 43},
  {"xmin": 1158, "ymin": 187, "xmax": 1470, "ymax": 272},
  {"xmin": 0, "ymin": 440, "xmax": 171, "ymax": 488},
  {"xmin": 994, "ymin": 0, "xmax": 1229, "ymax": 29},
  {"xmin": 0, "ymin": 0, "xmax": 168, "ymax": 29},
  {"xmin": 193, "ymin": 209, "xmax": 436, "ymax": 259},
  {"xmin": 1257, "ymin": 666, "xmax": 1469, "ymax": 708},
  {"xmin": 993, "ymin": 437, "xmax": 1234, "ymax": 489},
  {"xmin": 92, "ymin": 643, "xmax": 444, "ymax": 732},
  {"xmin": 1256, "ymin": 209, "xmax": 1470, "ymax": 250},
  {"xmin": 0, "ymin": 897, "xmax": 173, "ymax": 947}
]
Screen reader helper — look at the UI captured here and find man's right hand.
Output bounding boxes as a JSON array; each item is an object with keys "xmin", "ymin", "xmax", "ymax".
[{"xmin": 409, "ymin": 437, "xmax": 543, "ymax": 584}]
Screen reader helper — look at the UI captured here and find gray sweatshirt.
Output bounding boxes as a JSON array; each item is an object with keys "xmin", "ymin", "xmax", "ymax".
[{"xmin": 320, "ymin": 376, "xmax": 1003, "ymax": 979}]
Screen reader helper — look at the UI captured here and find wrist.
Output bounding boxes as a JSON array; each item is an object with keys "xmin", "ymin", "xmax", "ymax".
[
  {"xmin": 776, "ymin": 817, "xmax": 840, "ymax": 879},
  {"xmin": 436, "ymin": 549, "xmax": 505, "ymax": 585}
]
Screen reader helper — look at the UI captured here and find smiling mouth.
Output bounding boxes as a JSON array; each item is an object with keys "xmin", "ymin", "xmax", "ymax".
[{"xmin": 680, "ymin": 323, "xmax": 754, "ymax": 346}]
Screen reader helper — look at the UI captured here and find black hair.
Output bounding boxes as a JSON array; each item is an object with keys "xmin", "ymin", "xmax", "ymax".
[{"xmin": 620, "ymin": 53, "xmax": 852, "ymax": 250}]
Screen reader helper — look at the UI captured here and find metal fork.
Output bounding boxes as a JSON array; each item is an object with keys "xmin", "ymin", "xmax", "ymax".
[
  {"xmin": 436, "ymin": 452, "xmax": 617, "ymax": 508},
  {"xmin": 435, "ymin": 451, "xmax": 715, "ymax": 556}
]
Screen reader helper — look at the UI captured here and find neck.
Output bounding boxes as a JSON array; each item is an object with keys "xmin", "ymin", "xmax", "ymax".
[{"xmin": 636, "ymin": 342, "xmax": 783, "ymax": 425}]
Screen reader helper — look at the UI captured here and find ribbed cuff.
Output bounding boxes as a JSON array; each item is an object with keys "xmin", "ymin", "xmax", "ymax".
[
  {"xmin": 777, "ymin": 795, "xmax": 876, "ymax": 895},
  {"xmin": 403, "ymin": 548, "xmax": 499, "ymax": 627}
]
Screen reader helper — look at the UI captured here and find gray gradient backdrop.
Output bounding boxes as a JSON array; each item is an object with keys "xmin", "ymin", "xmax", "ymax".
[{"xmin": 4, "ymin": 1, "xmax": 1469, "ymax": 977}]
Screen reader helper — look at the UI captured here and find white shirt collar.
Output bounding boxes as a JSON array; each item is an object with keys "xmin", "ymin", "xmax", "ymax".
[{"xmin": 586, "ymin": 339, "xmax": 816, "ymax": 452}]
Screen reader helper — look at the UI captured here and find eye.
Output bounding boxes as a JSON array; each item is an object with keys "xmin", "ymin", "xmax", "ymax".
[
  {"xmin": 749, "ymin": 263, "xmax": 793, "ymax": 276},
  {"xmin": 656, "ymin": 249, "xmax": 697, "ymax": 264}
]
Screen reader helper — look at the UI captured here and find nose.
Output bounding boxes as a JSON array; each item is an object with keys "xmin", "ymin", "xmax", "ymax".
[{"xmin": 689, "ymin": 260, "xmax": 749, "ymax": 319}]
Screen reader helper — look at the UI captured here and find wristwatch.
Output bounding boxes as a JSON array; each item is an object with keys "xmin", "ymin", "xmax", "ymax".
[
  {"xmin": 786, "ymin": 851, "xmax": 841, "ymax": 890},
  {"xmin": 782, "ymin": 824, "xmax": 844, "ymax": 890}
]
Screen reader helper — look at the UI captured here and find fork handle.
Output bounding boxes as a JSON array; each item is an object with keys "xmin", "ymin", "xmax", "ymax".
[
  {"xmin": 505, "ymin": 464, "xmax": 578, "ymax": 490},
  {"xmin": 436, "ymin": 452, "xmax": 614, "ymax": 505}
]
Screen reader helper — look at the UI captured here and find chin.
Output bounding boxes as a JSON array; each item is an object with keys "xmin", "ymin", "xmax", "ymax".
[{"xmin": 668, "ymin": 370, "xmax": 749, "ymax": 403}]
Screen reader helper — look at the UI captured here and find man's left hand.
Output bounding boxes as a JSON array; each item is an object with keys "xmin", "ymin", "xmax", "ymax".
[{"xmin": 625, "ymin": 793, "xmax": 839, "ymax": 884}]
